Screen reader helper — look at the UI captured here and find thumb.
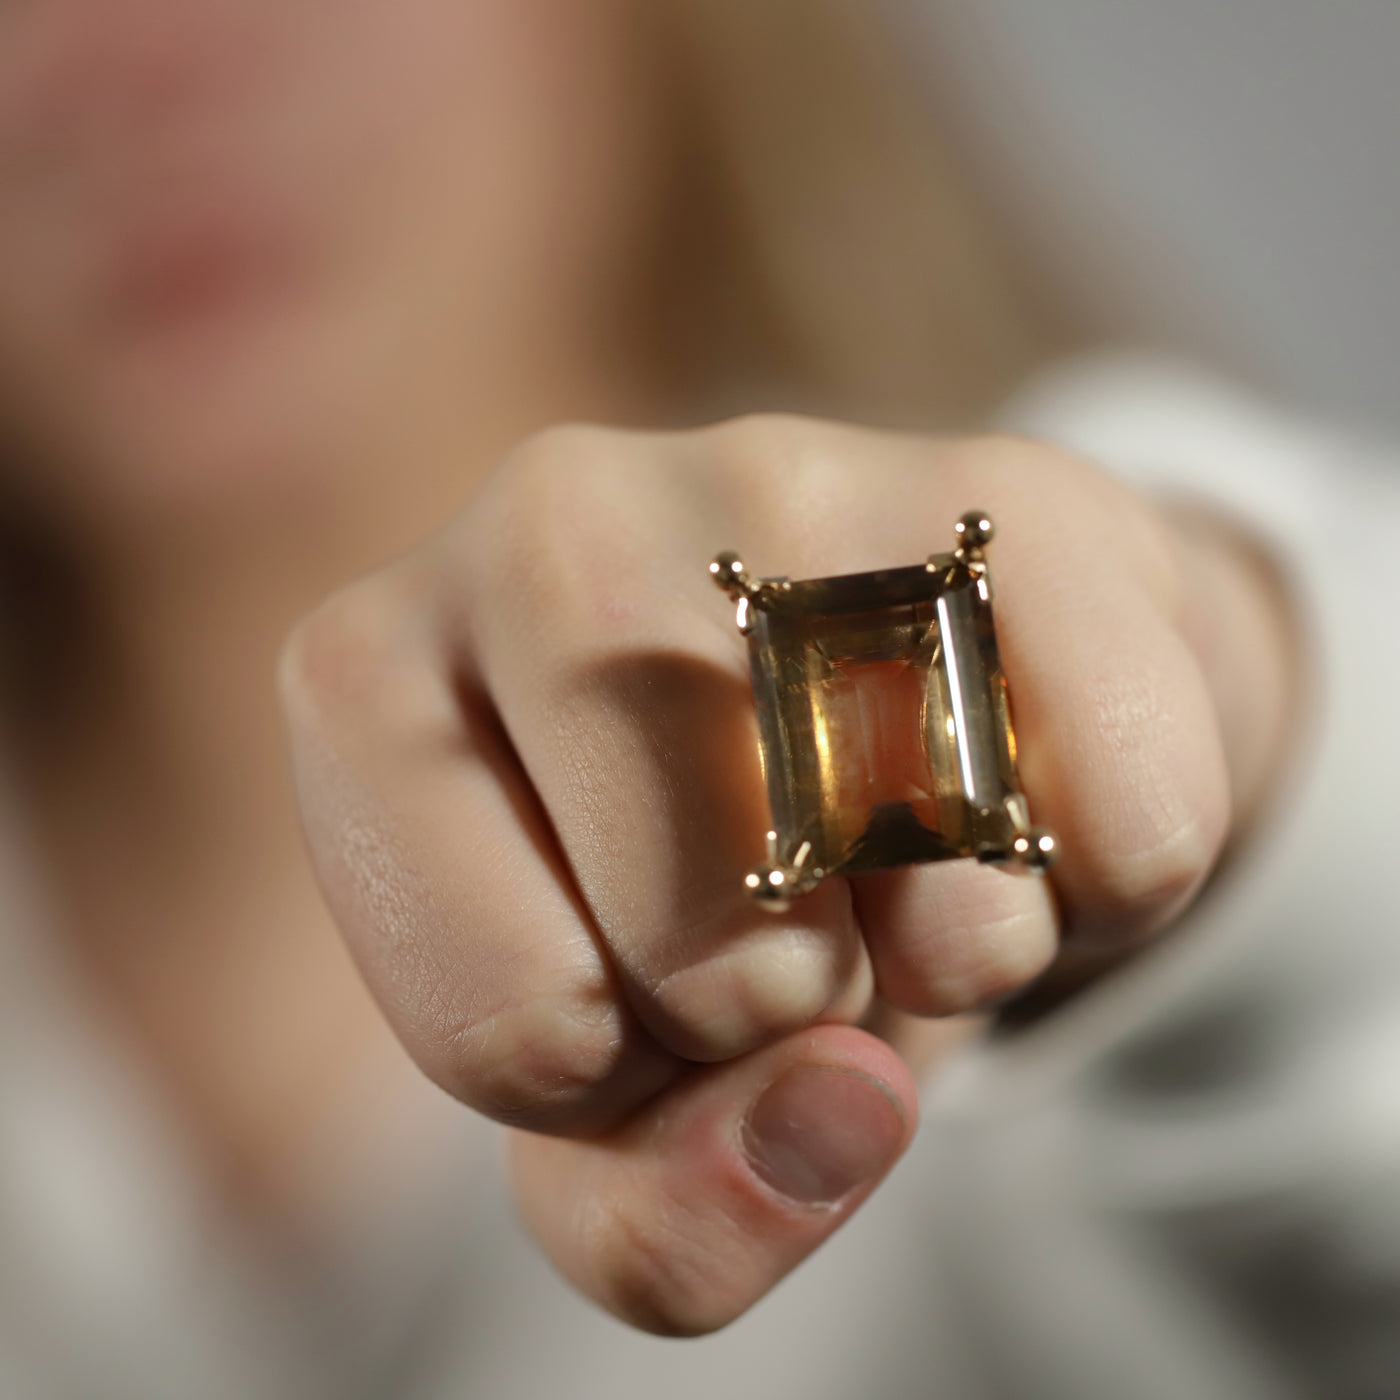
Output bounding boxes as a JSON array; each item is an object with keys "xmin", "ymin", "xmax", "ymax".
[{"xmin": 509, "ymin": 1024, "xmax": 918, "ymax": 1336}]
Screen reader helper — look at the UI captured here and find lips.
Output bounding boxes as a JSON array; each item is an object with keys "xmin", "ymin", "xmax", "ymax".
[{"xmin": 99, "ymin": 194, "xmax": 299, "ymax": 338}]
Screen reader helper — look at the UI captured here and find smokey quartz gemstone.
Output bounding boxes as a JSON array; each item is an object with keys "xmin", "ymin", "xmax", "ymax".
[{"xmin": 744, "ymin": 556, "xmax": 1024, "ymax": 885}]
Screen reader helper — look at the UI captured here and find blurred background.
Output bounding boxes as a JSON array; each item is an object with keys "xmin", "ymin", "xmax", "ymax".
[{"xmin": 913, "ymin": 0, "xmax": 1400, "ymax": 434}]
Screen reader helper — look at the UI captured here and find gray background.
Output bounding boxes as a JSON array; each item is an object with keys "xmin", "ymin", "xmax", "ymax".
[{"xmin": 910, "ymin": 0, "xmax": 1400, "ymax": 433}]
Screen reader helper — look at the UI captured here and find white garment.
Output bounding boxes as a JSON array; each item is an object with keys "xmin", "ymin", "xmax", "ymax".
[{"xmin": 2, "ymin": 358, "xmax": 1396, "ymax": 1399}]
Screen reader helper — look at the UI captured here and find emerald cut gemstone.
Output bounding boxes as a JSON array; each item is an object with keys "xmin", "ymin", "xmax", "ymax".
[{"xmin": 712, "ymin": 514, "xmax": 1053, "ymax": 904}]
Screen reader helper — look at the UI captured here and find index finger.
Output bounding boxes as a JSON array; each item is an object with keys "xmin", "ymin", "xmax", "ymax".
[{"xmin": 278, "ymin": 556, "xmax": 678, "ymax": 1135}]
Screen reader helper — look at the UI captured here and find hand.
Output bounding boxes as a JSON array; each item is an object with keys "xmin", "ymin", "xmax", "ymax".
[{"xmin": 278, "ymin": 415, "xmax": 1293, "ymax": 1334}]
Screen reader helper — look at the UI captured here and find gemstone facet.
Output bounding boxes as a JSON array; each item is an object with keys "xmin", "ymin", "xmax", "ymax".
[{"xmin": 711, "ymin": 514, "xmax": 1052, "ymax": 904}]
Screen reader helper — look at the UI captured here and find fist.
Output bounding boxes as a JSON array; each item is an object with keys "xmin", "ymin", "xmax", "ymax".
[{"xmin": 279, "ymin": 415, "xmax": 1291, "ymax": 1334}]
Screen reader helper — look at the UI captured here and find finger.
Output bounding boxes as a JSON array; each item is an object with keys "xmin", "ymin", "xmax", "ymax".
[
  {"xmin": 852, "ymin": 860, "xmax": 1058, "ymax": 1015},
  {"xmin": 510, "ymin": 1023, "xmax": 917, "ymax": 1336},
  {"xmin": 453, "ymin": 424, "xmax": 874, "ymax": 1065},
  {"xmin": 733, "ymin": 429, "xmax": 1227, "ymax": 1002},
  {"xmin": 279, "ymin": 561, "xmax": 678, "ymax": 1135},
  {"xmin": 1165, "ymin": 503, "xmax": 1299, "ymax": 833},
  {"xmin": 978, "ymin": 439, "xmax": 1231, "ymax": 950}
]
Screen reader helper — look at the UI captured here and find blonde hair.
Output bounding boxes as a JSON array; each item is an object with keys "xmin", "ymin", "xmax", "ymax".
[{"xmin": 655, "ymin": 0, "xmax": 1068, "ymax": 427}]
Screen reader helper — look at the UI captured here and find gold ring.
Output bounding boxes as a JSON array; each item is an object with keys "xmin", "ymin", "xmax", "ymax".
[{"xmin": 711, "ymin": 511, "xmax": 1056, "ymax": 910}]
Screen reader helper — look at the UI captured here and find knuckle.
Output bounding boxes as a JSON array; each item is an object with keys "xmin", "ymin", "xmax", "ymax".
[
  {"xmin": 952, "ymin": 430, "xmax": 1106, "ymax": 486},
  {"xmin": 864, "ymin": 866, "xmax": 1056, "ymax": 1017},
  {"xmin": 474, "ymin": 425, "xmax": 610, "ymax": 562},
  {"xmin": 470, "ymin": 423, "xmax": 654, "ymax": 640},
  {"xmin": 485, "ymin": 421, "xmax": 655, "ymax": 541},
  {"xmin": 902, "ymin": 912, "xmax": 1057, "ymax": 1016},
  {"xmin": 278, "ymin": 578, "xmax": 394, "ymax": 729},
  {"xmin": 641, "ymin": 915, "xmax": 860, "ymax": 1062},
  {"xmin": 426, "ymin": 972, "xmax": 636, "ymax": 1131},
  {"xmin": 948, "ymin": 429, "xmax": 1047, "ymax": 466},
  {"xmin": 939, "ymin": 431, "xmax": 1084, "ymax": 496},
  {"xmin": 955, "ymin": 432, "xmax": 1185, "ymax": 615},
  {"xmin": 707, "ymin": 410, "xmax": 830, "ymax": 449},
  {"xmin": 500, "ymin": 422, "xmax": 618, "ymax": 499},
  {"xmin": 705, "ymin": 412, "xmax": 850, "ymax": 520},
  {"xmin": 1087, "ymin": 804, "xmax": 1226, "ymax": 930},
  {"xmin": 277, "ymin": 566, "xmax": 433, "ymax": 743},
  {"xmin": 1070, "ymin": 758, "xmax": 1229, "ymax": 946}
]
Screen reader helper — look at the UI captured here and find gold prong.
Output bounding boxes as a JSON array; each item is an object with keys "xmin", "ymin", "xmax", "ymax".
[
  {"xmin": 745, "ymin": 834, "xmax": 822, "ymax": 908},
  {"xmin": 745, "ymin": 864, "xmax": 795, "ymax": 911},
  {"xmin": 709, "ymin": 551, "xmax": 756, "ymax": 601},
  {"xmin": 1009, "ymin": 827, "xmax": 1058, "ymax": 873},
  {"xmin": 953, "ymin": 510, "xmax": 994, "ymax": 563}
]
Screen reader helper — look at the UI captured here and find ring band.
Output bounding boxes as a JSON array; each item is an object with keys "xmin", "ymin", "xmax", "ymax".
[{"xmin": 711, "ymin": 511, "xmax": 1056, "ymax": 909}]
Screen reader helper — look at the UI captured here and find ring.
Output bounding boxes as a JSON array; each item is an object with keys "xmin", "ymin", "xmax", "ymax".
[{"xmin": 711, "ymin": 511, "xmax": 1057, "ymax": 910}]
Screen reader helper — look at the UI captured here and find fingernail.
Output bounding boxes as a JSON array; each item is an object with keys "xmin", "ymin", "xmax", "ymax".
[{"xmin": 742, "ymin": 1065, "xmax": 906, "ymax": 1206}]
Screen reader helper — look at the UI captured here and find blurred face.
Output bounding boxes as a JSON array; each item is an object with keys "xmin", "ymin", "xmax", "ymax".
[{"xmin": 0, "ymin": 0, "xmax": 649, "ymax": 524}]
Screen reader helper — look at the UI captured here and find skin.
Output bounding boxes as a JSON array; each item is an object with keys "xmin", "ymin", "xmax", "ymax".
[
  {"xmin": 281, "ymin": 417, "xmax": 1293, "ymax": 1332},
  {"xmin": 0, "ymin": 0, "xmax": 1293, "ymax": 1340}
]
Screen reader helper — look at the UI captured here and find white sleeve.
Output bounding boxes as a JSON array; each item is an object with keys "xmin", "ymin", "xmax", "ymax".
[{"xmin": 999, "ymin": 351, "xmax": 1385, "ymax": 564}]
